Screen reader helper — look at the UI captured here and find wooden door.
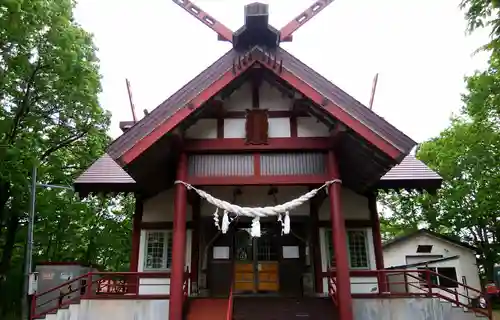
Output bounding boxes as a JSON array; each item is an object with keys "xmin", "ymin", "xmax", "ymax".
[
  {"xmin": 234, "ymin": 229, "xmax": 255, "ymax": 293},
  {"xmin": 256, "ymin": 230, "xmax": 279, "ymax": 292},
  {"xmin": 233, "ymin": 227, "xmax": 280, "ymax": 293}
]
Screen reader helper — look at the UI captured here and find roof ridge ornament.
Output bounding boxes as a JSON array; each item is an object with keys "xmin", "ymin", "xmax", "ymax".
[{"xmin": 171, "ymin": 0, "xmax": 337, "ymax": 49}]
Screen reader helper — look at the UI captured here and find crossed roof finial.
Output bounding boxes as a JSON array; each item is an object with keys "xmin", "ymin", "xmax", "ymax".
[{"xmin": 172, "ymin": 0, "xmax": 336, "ymax": 50}]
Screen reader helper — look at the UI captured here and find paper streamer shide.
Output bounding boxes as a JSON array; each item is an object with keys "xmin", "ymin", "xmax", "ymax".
[{"xmin": 174, "ymin": 179, "xmax": 342, "ymax": 237}]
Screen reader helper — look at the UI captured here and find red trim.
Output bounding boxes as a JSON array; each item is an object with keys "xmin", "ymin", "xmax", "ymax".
[
  {"xmin": 327, "ymin": 150, "xmax": 354, "ymax": 320},
  {"xmin": 185, "ymin": 137, "xmax": 331, "ymax": 153},
  {"xmin": 172, "ymin": 0, "xmax": 233, "ymax": 42},
  {"xmin": 318, "ymin": 220, "xmax": 372, "ymax": 228},
  {"xmin": 253, "ymin": 153, "xmax": 261, "ymax": 176},
  {"xmin": 264, "ymin": 63, "xmax": 402, "ymax": 160},
  {"xmin": 87, "ymin": 294, "xmax": 171, "ymax": 300},
  {"xmin": 187, "ymin": 174, "xmax": 327, "ymax": 186},
  {"xmin": 369, "ymin": 193, "xmax": 387, "ymax": 292},
  {"xmin": 121, "ymin": 61, "xmax": 256, "ymax": 164},
  {"xmin": 169, "ymin": 153, "xmax": 188, "ymax": 320},
  {"xmin": 129, "ymin": 196, "xmax": 143, "ymax": 274},
  {"xmin": 140, "ymin": 221, "xmax": 194, "ymax": 229}
]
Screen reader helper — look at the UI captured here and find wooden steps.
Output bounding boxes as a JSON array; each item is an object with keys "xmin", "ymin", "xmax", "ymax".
[
  {"xmin": 186, "ymin": 298, "xmax": 229, "ymax": 320},
  {"xmin": 232, "ymin": 296, "xmax": 338, "ymax": 320}
]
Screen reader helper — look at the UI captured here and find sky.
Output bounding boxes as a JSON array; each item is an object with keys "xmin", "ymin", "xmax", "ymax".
[{"xmin": 74, "ymin": 0, "xmax": 492, "ymax": 142}]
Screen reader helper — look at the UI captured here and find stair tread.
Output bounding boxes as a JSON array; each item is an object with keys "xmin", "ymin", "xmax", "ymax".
[
  {"xmin": 187, "ymin": 298, "xmax": 229, "ymax": 320},
  {"xmin": 232, "ymin": 297, "xmax": 337, "ymax": 320}
]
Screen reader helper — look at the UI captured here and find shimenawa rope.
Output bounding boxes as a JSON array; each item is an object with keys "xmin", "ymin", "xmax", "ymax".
[{"xmin": 174, "ymin": 179, "xmax": 341, "ymax": 237}]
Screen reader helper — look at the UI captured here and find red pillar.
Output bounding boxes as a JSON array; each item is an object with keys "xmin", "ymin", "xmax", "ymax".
[
  {"xmin": 369, "ymin": 193, "xmax": 387, "ymax": 292},
  {"xmin": 129, "ymin": 195, "xmax": 143, "ymax": 272},
  {"xmin": 327, "ymin": 150, "xmax": 354, "ymax": 320},
  {"xmin": 168, "ymin": 153, "xmax": 188, "ymax": 320}
]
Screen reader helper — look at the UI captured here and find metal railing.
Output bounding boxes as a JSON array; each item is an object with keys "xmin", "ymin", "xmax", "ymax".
[
  {"xmin": 31, "ymin": 270, "xmax": 190, "ymax": 320},
  {"xmin": 326, "ymin": 269, "xmax": 492, "ymax": 319}
]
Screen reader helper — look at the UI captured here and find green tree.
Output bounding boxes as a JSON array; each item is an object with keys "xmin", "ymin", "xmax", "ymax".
[
  {"xmin": 0, "ymin": 0, "xmax": 134, "ymax": 317},
  {"xmin": 461, "ymin": 0, "xmax": 500, "ymax": 50},
  {"xmin": 380, "ymin": 51, "xmax": 500, "ymax": 279}
]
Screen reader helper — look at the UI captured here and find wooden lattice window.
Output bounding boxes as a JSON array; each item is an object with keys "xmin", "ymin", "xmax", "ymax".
[{"xmin": 245, "ymin": 109, "xmax": 268, "ymax": 144}]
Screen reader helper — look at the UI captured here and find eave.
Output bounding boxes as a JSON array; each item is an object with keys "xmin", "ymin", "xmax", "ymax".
[{"xmin": 106, "ymin": 46, "xmax": 416, "ymax": 165}]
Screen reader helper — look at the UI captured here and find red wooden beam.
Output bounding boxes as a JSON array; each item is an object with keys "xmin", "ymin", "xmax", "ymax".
[
  {"xmin": 258, "ymin": 59, "xmax": 402, "ymax": 160},
  {"xmin": 279, "ymin": 0, "xmax": 336, "ymax": 41},
  {"xmin": 169, "ymin": 153, "xmax": 188, "ymax": 320},
  {"xmin": 186, "ymin": 175, "xmax": 327, "ymax": 186},
  {"xmin": 172, "ymin": 0, "xmax": 233, "ymax": 42},
  {"xmin": 184, "ymin": 137, "xmax": 332, "ymax": 153},
  {"xmin": 121, "ymin": 59, "xmax": 256, "ymax": 164}
]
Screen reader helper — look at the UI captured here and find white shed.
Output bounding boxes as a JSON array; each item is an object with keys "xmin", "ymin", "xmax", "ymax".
[{"xmin": 383, "ymin": 229, "xmax": 481, "ymax": 304}]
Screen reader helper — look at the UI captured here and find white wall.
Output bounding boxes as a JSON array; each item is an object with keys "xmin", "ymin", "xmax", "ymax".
[
  {"xmin": 383, "ymin": 233, "xmax": 481, "ymax": 304},
  {"xmin": 137, "ymin": 229, "xmax": 192, "ymax": 295},
  {"xmin": 141, "ymin": 186, "xmax": 374, "ymax": 295},
  {"xmin": 142, "ymin": 186, "xmax": 370, "ymax": 222},
  {"xmin": 77, "ymin": 299, "xmax": 169, "ymax": 320},
  {"xmin": 184, "ymin": 79, "xmax": 330, "ymax": 140},
  {"xmin": 319, "ymin": 227, "xmax": 377, "ymax": 295}
]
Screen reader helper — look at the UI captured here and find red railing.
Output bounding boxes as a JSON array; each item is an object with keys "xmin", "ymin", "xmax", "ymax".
[
  {"xmin": 226, "ymin": 268, "xmax": 235, "ymax": 320},
  {"xmin": 326, "ymin": 269, "xmax": 492, "ymax": 319},
  {"xmin": 328, "ymin": 276, "xmax": 338, "ymax": 306},
  {"xmin": 31, "ymin": 271, "xmax": 190, "ymax": 320}
]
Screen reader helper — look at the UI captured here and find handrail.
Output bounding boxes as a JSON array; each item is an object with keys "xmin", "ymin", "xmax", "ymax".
[
  {"xmin": 226, "ymin": 264, "xmax": 235, "ymax": 320},
  {"xmin": 328, "ymin": 275, "xmax": 338, "ymax": 306},
  {"xmin": 33, "ymin": 273, "xmax": 89, "ymax": 298},
  {"xmin": 325, "ymin": 268, "xmax": 492, "ymax": 319},
  {"xmin": 30, "ymin": 271, "xmax": 178, "ymax": 320}
]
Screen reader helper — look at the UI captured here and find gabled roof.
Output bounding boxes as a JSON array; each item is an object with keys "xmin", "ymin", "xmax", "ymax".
[
  {"xmin": 75, "ymin": 46, "xmax": 442, "ymax": 195},
  {"xmin": 378, "ymin": 155, "xmax": 442, "ymax": 191},
  {"xmin": 106, "ymin": 46, "xmax": 416, "ymax": 164},
  {"xmin": 74, "ymin": 153, "xmax": 136, "ymax": 195},
  {"xmin": 383, "ymin": 229, "xmax": 477, "ymax": 252}
]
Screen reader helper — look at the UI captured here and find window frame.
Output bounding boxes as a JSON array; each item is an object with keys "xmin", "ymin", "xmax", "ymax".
[
  {"xmin": 143, "ymin": 229, "xmax": 173, "ymax": 271},
  {"xmin": 417, "ymin": 266, "xmax": 458, "ymax": 288},
  {"xmin": 325, "ymin": 228, "xmax": 371, "ymax": 270}
]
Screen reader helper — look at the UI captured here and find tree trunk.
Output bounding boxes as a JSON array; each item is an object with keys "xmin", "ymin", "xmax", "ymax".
[
  {"xmin": 0, "ymin": 180, "xmax": 11, "ymax": 226},
  {"xmin": 0, "ymin": 211, "xmax": 21, "ymax": 304}
]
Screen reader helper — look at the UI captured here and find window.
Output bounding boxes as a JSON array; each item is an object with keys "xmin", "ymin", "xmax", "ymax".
[
  {"xmin": 416, "ymin": 245, "xmax": 433, "ymax": 253},
  {"xmin": 144, "ymin": 230, "xmax": 173, "ymax": 270},
  {"xmin": 325, "ymin": 229, "xmax": 370, "ymax": 269},
  {"xmin": 418, "ymin": 267, "xmax": 458, "ymax": 288}
]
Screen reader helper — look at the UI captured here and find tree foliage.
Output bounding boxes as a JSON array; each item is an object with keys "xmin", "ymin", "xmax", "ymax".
[
  {"xmin": 380, "ymin": 50, "xmax": 500, "ymax": 280},
  {"xmin": 0, "ymin": 0, "xmax": 134, "ymax": 318}
]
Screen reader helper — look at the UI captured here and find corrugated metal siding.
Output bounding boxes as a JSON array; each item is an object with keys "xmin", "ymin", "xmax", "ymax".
[
  {"xmin": 381, "ymin": 155, "xmax": 441, "ymax": 180},
  {"xmin": 188, "ymin": 154, "xmax": 254, "ymax": 177},
  {"xmin": 260, "ymin": 153, "xmax": 325, "ymax": 176}
]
